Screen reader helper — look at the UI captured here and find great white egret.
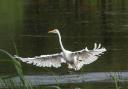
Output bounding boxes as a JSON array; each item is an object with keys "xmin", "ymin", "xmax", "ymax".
[{"xmin": 14, "ymin": 29, "xmax": 106, "ymax": 70}]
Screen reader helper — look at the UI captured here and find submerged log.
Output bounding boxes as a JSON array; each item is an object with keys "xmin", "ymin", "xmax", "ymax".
[{"xmin": 0, "ymin": 72, "xmax": 128, "ymax": 88}]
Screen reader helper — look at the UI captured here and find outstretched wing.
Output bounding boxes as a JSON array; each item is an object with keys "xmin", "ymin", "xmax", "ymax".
[
  {"xmin": 72, "ymin": 43, "xmax": 106, "ymax": 70},
  {"xmin": 14, "ymin": 53, "xmax": 66, "ymax": 68}
]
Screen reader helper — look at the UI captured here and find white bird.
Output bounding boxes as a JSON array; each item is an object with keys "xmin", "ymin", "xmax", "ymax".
[{"xmin": 14, "ymin": 29, "xmax": 106, "ymax": 70}]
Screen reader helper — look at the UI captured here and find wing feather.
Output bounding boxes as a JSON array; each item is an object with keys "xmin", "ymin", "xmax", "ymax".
[
  {"xmin": 72, "ymin": 43, "xmax": 106, "ymax": 70},
  {"xmin": 14, "ymin": 53, "xmax": 66, "ymax": 68}
]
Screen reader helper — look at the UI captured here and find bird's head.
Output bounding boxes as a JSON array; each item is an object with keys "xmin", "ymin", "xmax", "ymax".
[{"xmin": 48, "ymin": 29, "xmax": 59, "ymax": 34}]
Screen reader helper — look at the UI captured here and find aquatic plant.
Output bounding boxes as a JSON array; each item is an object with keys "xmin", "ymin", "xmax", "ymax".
[
  {"xmin": 0, "ymin": 40, "xmax": 33, "ymax": 89},
  {"xmin": 0, "ymin": 40, "xmax": 61, "ymax": 89},
  {"xmin": 110, "ymin": 74, "xmax": 120, "ymax": 89}
]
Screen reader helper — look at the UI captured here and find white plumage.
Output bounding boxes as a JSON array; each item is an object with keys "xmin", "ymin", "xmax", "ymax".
[{"xmin": 14, "ymin": 29, "xmax": 106, "ymax": 70}]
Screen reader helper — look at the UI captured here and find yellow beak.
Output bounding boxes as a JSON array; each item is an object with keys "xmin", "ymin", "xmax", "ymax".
[{"xmin": 48, "ymin": 30, "xmax": 55, "ymax": 33}]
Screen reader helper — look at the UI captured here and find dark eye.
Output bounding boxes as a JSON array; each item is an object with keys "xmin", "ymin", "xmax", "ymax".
[{"xmin": 78, "ymin": 59, "xmax": 82, "ymax": 61}]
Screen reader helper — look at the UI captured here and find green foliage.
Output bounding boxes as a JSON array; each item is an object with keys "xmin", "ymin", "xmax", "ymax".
[
  {"xmin": 111, "ymin": 74, "xmax": 120, "ymax": 89},
  {"xmin": 0, "ymin": 40, "xmax": 61, "ymax": 89}
]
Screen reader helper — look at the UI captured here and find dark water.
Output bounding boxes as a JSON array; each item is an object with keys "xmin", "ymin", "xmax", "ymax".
[{"xmin": 0, "ymin": 0, "xmax": 128, "ymax": 89}]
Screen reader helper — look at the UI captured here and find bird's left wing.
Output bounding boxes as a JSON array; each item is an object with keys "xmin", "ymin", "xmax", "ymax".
[
  {"xmin": 14, "ymin": 52, "xmax": 66, "ymax": 68},
  {"xmin": 72, "ymin": 43, "xmax": 106, "ymax": 70}
]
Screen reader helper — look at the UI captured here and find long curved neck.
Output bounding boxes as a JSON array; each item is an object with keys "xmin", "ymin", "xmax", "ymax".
[{"xmin": 57, "ymin": 31, "xmax": 65, "ymax": 52}]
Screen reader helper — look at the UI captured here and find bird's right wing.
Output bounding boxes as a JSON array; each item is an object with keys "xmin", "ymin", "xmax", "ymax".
[
  {"xmin": 72, "ymin": 43, "xmax": 106, "ymax": 70},
  {"xmin": 14, "ymin": 52, "xmax": 66, "ymax": 68}
]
